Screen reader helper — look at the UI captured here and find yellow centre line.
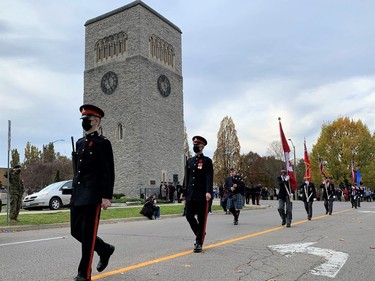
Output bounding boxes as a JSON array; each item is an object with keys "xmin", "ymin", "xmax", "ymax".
[{"xmin": 92, "ymin": 208, "xmax": 352, "ymax": 280}]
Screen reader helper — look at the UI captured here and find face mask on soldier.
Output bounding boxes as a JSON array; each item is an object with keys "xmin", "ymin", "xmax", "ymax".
[
  {"xmin": 193, "ymin": 145, "xmax": 200, "ymax": 153},
  {"xmin": 81, "ymin": 118, "xmax": 92, "ymax": 131}
]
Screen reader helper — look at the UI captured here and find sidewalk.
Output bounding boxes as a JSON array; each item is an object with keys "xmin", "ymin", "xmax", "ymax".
[{"xmin": 0, "ymin": 199, "xmax": 270, "ymax": 233}]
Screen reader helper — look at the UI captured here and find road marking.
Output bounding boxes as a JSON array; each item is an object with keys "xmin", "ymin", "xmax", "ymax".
[
  {"xmin": 0, "ymin": 236, "xmax": 66, "ymax": 247},
  {"xmin": 92, "ymin": 208, "xmax": 352, "ymax": 280},
  {"xmin": 358, "ymin": 211, "xmax": 375, "ymax": 214},
  {"xmin": 93, "ymin": 225, "xmax": 290, "ymax": 280},
  {"xmin": 268, "ymin": 242, "xmax": 349, "ymax": 278}
]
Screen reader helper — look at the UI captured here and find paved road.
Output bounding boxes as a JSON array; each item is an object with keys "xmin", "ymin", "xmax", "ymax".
[{"xmin": 0, "ymin": 200, "xmax": 374, "ymax": 281}]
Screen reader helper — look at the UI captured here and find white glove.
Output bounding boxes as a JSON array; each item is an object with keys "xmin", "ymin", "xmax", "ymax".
[{"xmin": 284, "ymin": 175, "xmax": 290, "ymax": 181}]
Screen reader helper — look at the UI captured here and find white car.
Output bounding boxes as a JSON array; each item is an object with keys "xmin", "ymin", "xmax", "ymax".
[{"xmin": 23, "ymin": 180, "xmax": 72, "ymax": 210}]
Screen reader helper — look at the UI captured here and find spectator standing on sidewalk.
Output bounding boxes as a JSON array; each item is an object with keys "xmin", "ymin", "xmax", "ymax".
[{"xmin": 4, "ymin": 164, "xmax": 24, "ymax": 222}]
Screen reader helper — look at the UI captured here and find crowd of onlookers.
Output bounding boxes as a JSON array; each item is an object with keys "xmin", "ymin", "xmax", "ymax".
[
  {"xmin": 140, "ymin": 181, "xmax": 374, "ymax": 220},
  {"xmin": 214, "ymin": 182, "xmax": 375, "ymax": 204},
  {"xmin": 150, "ymin": 180, "xmax": 375, "ymax": 205}
]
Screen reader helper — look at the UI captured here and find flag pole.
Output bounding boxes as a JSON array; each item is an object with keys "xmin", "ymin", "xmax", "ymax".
[
  {"xmin": 6, "ymin": 120, "xmax": 11, "ymax": 225},
  {"xmin": 278, "ymin": 117, "xmax": 297, "ymax": 193},
  {"xmin": 278, "ymin": 117, "xmax": 291, "ymax": 197}
]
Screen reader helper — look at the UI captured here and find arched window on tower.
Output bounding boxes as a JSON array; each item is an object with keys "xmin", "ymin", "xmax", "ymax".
[
  {"xmin": 98, "ymin": 126, "xmax": 104, "ymax": 136},
  {"xmin": 95, "ymin": 32, "xmax": 127, "ymax": 63},
  {"xmin": 108, "ymin": 36, "xmax": 114, "ymax": 57},
  {"xmin": 118, "ymin": 32, "xmax": 127, "ymax": 55},
  {"xmin": 116, "ymin": 123, "xmax": 123, "ymax": 141},
  {"xmin": 95, "ymin": 40, "xmax": 104, "ymax": 62},
  {"xmin": 149, "ymin": 34, "xmax": 175, "ymax": 68}
]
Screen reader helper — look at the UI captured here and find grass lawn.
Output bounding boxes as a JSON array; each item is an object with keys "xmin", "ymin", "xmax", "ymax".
[{"xmin": 0, "ymin": 204, "xmax": 223, "ymax": 226}]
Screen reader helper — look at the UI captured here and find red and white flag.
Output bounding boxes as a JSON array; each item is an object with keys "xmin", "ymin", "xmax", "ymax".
[
  {"xmin": 278, "ymin": 119, "xmax": 298, "ymax": 191},
  {"xmin": 303, "ymin": 140, "xmax": 312, "ymax": 181}
]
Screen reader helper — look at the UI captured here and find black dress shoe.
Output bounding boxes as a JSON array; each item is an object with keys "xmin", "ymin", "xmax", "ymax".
[
  {"xmin": 73, "ymin": 276, "xmax": 90, "ymax": 281},
  {"xmin": 281, "ymin": 219, "xmax": 286, "ymax": 226},
  {"xmin": 97, "ymin": 245, "xmax": 115, "ymax": 272},
  {"xmin": 193, "ymin": 244, "xmax": 202, "ymax": 253}
]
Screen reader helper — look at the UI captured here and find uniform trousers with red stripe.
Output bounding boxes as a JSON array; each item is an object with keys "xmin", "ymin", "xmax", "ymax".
[
  {"xmin": 71, "ymin": 204, "xmax": 110, "ymax": 280},
  {"xmin": 185, "ymin": 200, "xmax": 208, "ymax": 245}
]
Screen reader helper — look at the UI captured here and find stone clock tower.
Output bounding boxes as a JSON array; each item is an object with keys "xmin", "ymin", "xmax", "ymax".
[{"xmin": 83, "ymin": 1, "xmax": 184, "ymax": 197}]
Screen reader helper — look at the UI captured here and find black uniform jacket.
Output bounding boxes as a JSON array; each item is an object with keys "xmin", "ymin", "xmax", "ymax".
[
  {"xmin": 224, "ymin": 175, "xmax": 245, "ymax": 196},
  {"xmin": 277, "ymin": 176, "xmax": 291, "ymax": 201},
  {"xmin": 299, "ymin": 182, "xmax": 316, "ymax": 202},
  {"xmin": 320, "ymin": 182, "xmax": 335, "ymax": 199},
  {"xmin": 72, "ymin": 132, "xmax": 115, "ymax": 206},
  {"xmin": 183, "ymin": 154, "xmax": 213, "ymax": 201}
]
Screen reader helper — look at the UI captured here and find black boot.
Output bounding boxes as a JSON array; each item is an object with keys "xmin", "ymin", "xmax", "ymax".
[
  {"xmin": 97, "ymin": 245, "xmax": 115, "ymax": 272},
  {"xmin": 278, "ymin": 209, "xmax": 286, "ymax": 225}
]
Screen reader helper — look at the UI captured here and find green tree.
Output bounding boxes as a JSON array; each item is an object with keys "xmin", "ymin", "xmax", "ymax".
[
  {"xmin": 53, "ymin": 170, "xmax": 61, "ymax": 182},
  {"xmin": 42, "ymin": 143, "xmax": 56, "ymax": 163},
  {"xmin": 295, "ymin": 158, "xmax": 306, "ymax": 184},
  {"xmin": 21, "ymin": 142, "xmax": 73, "ymax": 193},
  {"xmin": 213, "ymin": 116, "xmax": 241, "ymax": 185},
  {"xmin": 10, "ymin": 149, "xmax": 20, "ymax": 168},
  {"xmin": 24, "ymin": 142, "xmax": 40, "ymax": 167},
  {"xmin": 238, "ymin": 151, "xmax": 261, "ymax": 185},
  {"xmin": 311, "ymin": 117, "xmax": 375, "ymax": 187},
  {"xmin": 239, "ymin": 152, "xmax": 284, "ymax": 187}
]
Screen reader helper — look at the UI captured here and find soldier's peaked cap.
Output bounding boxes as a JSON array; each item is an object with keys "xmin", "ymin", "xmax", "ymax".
[
  {"xmin": 192, "ymin": 136, "xmax": 207, "ymax": 146},
  {"xmin": 79, "ymin": 104, "xmax": 104, "ymax": 119}
]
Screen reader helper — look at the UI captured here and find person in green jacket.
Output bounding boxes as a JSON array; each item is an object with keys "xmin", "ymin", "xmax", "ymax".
[{"xmin": 4, "ymin": 164, "xmax": 24, "ymax": 222}]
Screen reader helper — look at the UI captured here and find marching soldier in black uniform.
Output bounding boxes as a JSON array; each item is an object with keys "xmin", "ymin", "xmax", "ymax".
[
  {"xmin": 350, "ymin": 183, "xmax": 359, "ymax": 208},
  {"xmin": 321, "ymin": 178, "xmax": 335, "ymax": 215},
  {"xmin": 299, "ymin": 180, "xmax": 316, "ymax": 220},
  {"xmin": 277, "ymin": 169, "xmax": 293, "ymax": 227},
  {"xmin": 181, "ymin": 136, "xmax": 213, "ymax": 253},
  {"xmin": 70, "ymin": 104, "xmax": 115, "ymax": 281},
  {"xmin": 224, "ymin": 168, "xmax": 245, "ymax": 225}
]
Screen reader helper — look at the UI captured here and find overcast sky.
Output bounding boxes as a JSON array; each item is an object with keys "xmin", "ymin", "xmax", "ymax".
[{"xmin": 0, "ymin": 0, "xmax": 374, "ymax": 167}]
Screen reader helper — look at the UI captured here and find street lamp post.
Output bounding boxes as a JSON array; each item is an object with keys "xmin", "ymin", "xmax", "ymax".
[
  {"xmin": 287, "ymin": 138, "xmax": 296, "ymax": 173},
  {"xmin": 51, "ymin": 139, "xmax": 65, "ymax": 144},
  {"xmin": 288, "ymin": 138, "xmax": 297, "ymax": 198},
  {"xmin": 43, "ymin": 139, "xmax": 65, "ymax": 186},
  {"xmin": 43, "ymin": 139, "xmax": 65, "ymax": 162}
]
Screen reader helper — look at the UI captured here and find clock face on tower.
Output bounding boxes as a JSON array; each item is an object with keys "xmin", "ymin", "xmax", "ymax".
[
  {"xmin": 101, "ymin": 71, "xmax": 118, "ymax": 95},
  {"xmin": 157, "ymin": 74, "xmax": 171, "ymax": 97}
]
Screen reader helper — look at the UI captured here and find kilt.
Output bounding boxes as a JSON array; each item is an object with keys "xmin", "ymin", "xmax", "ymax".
[{"xmin": 227, "ymin": 193, "xmax": 243, "ymax": 210}]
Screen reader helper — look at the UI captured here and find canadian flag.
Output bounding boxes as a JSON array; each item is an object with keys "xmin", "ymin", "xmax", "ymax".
[{"xmin": 279, "ymin": 119, "xmax": 298, "ymax": 191}]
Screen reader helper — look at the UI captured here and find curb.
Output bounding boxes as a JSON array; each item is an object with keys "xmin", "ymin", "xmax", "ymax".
[{"xmin": 0, "ymin": 204, "xmax": 270, "ymax": 233}]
